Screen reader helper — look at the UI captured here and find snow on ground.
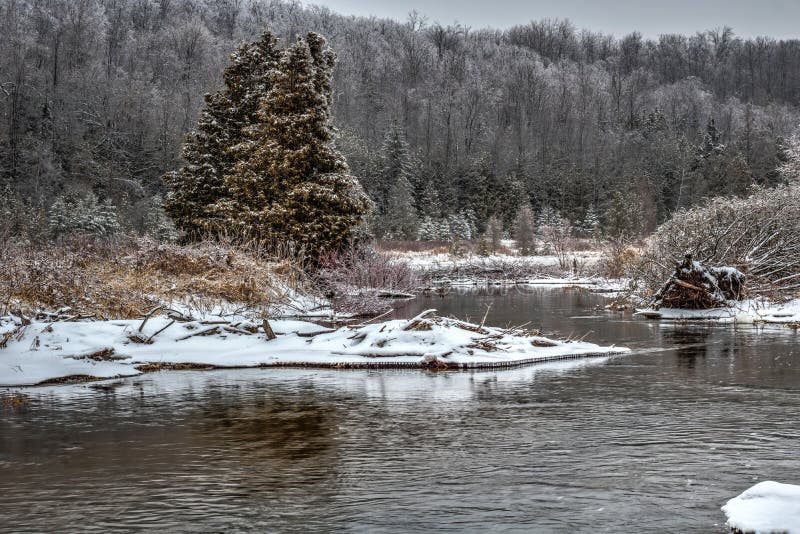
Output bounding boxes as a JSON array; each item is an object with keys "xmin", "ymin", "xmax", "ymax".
[
  {"xmin": 0, "ymin": 311, "xmax": 629, "ymax": 387},
  {"xmin": 635, "ymin": 299, "xmax": 800, "ymax": 324},
  {"xmin": 722, "ymin": 481, "xmax": 800, "ymax": 534},
  {"xmin": 396, "ymin": 251, "xmax": 604, "ymax": 271}
]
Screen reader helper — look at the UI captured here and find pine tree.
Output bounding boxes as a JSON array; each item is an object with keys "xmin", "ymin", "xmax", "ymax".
[
  {"xmin": 448, "ymin": 213, "xmax": 472, "ymax": 240},
  {"xmin": 383, "ymin": 176, "xmax": 418, "ymax": 239},
  {"xmin": 536, "ymin": 206, "xmax": 562, "ymax": 231},
  {"xmin": 143, "ymin": 196, "xmax": 178, "ymax": 242},
  {"xmin": 373, "ymin": 121, "xmax": 418, "ymax": 236},
  {"xmin": 163, "ymin": 31, "xmax": 281, "ymax": 238},
  {"xmin": 513, "ymin": 204, "xmax": 536, "ymax": 256},
  {"xmin": 602, "ymin": 190, "xmax": 644, "ymax": 241},
  {"xmin": 48, "ymin": 192, "xmax": 121, "ymax": 238},
  {"xmin": 778, "ymin": 134, "xmax": 800, "ymax": 183},
  {"xmin": 485, "ymin": 215, "xmax": 503, "ymax": 253},
  {"xmin": 577, "ymin": 206, "xmax": 600, "ymax": 238},
  {"xmin": 221, "ymin": 35, "xmax": 372, "ymax": 259},
  {"xmin": 417, "ymin": 178, "xmax": 441, "ymax": 219}
]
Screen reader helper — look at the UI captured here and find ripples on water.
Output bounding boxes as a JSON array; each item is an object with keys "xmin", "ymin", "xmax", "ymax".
[{"xmin": 1, "ymin": 287, "xmax": 799, "ymax": 533}]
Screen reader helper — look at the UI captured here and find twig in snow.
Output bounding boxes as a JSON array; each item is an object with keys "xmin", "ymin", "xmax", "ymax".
[
  {"xmin": 351, "ymin": 308, "xmax": 394, "ymax": 328},
  {"xmin": 139, "ymin": 305, "xmax": 163, "ymax": 332},
  {"xmin": 479, "ymin": 304, "xmax": 492, "ymax": 330},
  {"xmin": 176, "ymin": 325, "xmax": 221, "ymax": 341},
  {"xmin": 146, "ymin": 320, "xmax": 176, "ymax": 343}
]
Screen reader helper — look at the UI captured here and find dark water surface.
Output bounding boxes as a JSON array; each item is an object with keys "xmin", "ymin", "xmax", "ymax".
[{"xmin": 1, "ymin": 287, "xmax": 799, "ymax": 533}]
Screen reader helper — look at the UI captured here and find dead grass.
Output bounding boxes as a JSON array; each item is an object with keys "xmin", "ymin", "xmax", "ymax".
[{"xmin": 0, "ymin": 236, "xmax": 309, "ymax": 319}]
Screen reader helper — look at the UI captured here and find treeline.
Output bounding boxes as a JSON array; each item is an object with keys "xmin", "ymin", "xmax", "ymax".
[{"xmin": 2, "ymin": 0, "xmax": 800, "ymax": 242}]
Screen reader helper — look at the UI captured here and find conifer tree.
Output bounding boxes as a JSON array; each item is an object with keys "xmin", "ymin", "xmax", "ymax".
[
  {"xmin": 48, "ymin": 192, "xmax": 121, "ymax": 238},
  {"xmin": 485, "ymin": 215, "xmax": 503, "ymax": 253},
  {"xmin": 514, "ymin": 204, "xmax": 536, "ymax": 256},
  {"xmin": 143, "ymin": 195, "xmax": 178, "ymax": 242},
  {"xmin": 372, "ymin": 121, "xmax": 418, "ymax": 236},
  {"xmin": 577, "ymin": 206, "xmax": 600, "ymax": 238},
  {"xmin": 163, "ymin": 31, "xmax": 281, "ymax": 238},
  {"xmin": 222, "ymin": 35, "xmax": 371, "ymax": 258},
  {"xmin": 417, "ymin": 179, "xmax": 441, "ymax": 219},
  {"xmin": 383, "ymin": 176, "xmax": 418, "ymax": 239}
]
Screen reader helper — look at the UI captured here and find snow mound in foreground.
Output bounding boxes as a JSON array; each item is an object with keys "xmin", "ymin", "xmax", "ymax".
[
  {"xmin": 0, "ymin": 310, "xmax": 629, "ymax": 386},
  {"xmin": 722, "ymin": 481, "xmax": 800, "ymax": 534}
]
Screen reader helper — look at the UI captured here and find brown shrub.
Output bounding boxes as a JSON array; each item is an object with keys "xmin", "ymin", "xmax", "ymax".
[
  {"xmin": 599, "ymin": 241, "xmax": 639, "ymax": 279},
  {"xmin": 0, "ymin": 236, "xmax": 308, "ymax": 319}
]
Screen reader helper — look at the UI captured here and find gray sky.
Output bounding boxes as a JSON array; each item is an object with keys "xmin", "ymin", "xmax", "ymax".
[{"xmin": 310, "ymin": 0, "xmax": 800, "ymax": 39}]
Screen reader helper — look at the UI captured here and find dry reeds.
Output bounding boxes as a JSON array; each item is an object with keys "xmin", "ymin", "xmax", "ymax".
[{"xmin": 0, "ymin": 236, "xmax": 309, "ymax": 319}]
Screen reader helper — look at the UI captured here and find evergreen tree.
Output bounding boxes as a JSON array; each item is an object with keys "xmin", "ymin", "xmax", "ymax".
[
  {"xmin": 221, "ymin": 35, "xmax": 371, "ymax": 259},
  {"xmin": 383, "ymin": 176, "xmax": 418, "ymax": 239},
  {"xmin": 513, "ymin": 204, "xmax": 536, "ymax": 255},
  {"xmin": 144, "ymin": 196, "xmax": 178, "ymax": 242},
  {"xmin": 48, "ymin": 192, "xmax": 121, "ymax": 238},
  {"xmin": 448, "ymin": 213, "xmax": 472, "ymax": 240},
  {"xmin": 163, "ymin": 31, "xmax": 281, "ymax": 238},
  {"xmin": 372, "ymin": 121, "xmax": 418, "ymax": 236},
  {"xmin": 778, "ymin": 134, "xmax": 800, "ymax": 183},
  {"xmin": 576, "ymin": 206, "xmax": 600, "ymax": 238},
  {"xmin": 485, "ymin": 215, "xmax": 503, "ymax": 253},
  {"xmin": 688, "ymin": 116, "xmax": 752, "ymax": 198},
  {"xmin": 536, "ymin": 205, "xmax": 562, "ymax": 231},
  {"xmin": 417, "ymin": 178, "xmax": 441, "ymax": 219},
  {"xmin": 602, "ymin": 190, "xmax": 644, "ymax": 241}
]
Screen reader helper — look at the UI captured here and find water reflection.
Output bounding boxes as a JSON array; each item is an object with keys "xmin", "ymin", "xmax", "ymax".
[{"xmin": 1, "ymin": 288, "xmax": 799, "ymax": 533}]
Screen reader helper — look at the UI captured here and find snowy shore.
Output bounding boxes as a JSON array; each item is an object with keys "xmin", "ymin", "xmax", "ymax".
[
  {"xmin": 635, "ymin": 299, "xmax": 800, "ymax": 325},
  {"xmin": 0, "ymin": 310, "xmax": 629, "ymax": 387},
  {"xmin": 722, "ymin": 481, "xmax": 800, "ymax": 534}
]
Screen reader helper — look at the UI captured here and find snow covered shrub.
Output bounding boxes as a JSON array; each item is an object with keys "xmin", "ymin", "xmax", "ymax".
[
  {"xmin": 314, "ymin": 246, "xmax": 418, "ymax": 315},
  {"xmin": 417, "ymin": 212, "xmax": 474, "ymax": 242},
  {"xmin": 142, "ymin": 196, "xmax": 178, "ymax": 242},
  {"xmin": 632, "ymin": 184, "xmax": 800, "ymax": 300},
  {"xmin": 48, "ymin": 192, "xmax": 120, "ymax": 239}
]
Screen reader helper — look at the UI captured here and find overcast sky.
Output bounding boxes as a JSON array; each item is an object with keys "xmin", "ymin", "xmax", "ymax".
[{"xmin": 310, "ymin": 0, "xmax": 800, "ymax": 39}]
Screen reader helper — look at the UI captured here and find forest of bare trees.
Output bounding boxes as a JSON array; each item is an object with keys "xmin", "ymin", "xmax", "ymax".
[{"xmin": 2, "ymin": 0, "xmax": 800, "ymax": 242}]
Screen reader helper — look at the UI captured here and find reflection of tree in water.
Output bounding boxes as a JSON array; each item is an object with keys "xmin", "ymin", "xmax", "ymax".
[
  {"xmin": 183, "ymin": 383, "xmax": 358, "ymax": 529},
  {"xmin": 195, "ymin": 385, "xmax": 344, "ymax": 463},
  {"xmin": 661, "ymin": 327, "xmax": 716, "ymax": 369}
]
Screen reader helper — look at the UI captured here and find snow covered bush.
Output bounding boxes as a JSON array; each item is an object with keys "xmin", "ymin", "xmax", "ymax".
[
  {"xmin": 314, "ymin": 246, "xmax": 418, "ymax": 315},
  {"xmin": 417, "ymin": 213, "xmax": 474, "ymax": 241},
  {"xmin": 48, "ymin": 192, "xmax": 120, "ymax": 239},
  {"xmin": 142, "ymin": 196, "xmax": 178, "ymax": 242},
  {"xmin": 632, "ymin": 184, "xmax": 800, "ymax": 299},
  {"xmin": 778, "ymin": 133, "xmax": 800, "ymax": 183}
]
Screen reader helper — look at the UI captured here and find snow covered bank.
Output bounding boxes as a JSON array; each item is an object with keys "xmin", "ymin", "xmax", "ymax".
[
  {"xmin": 635, "ymin": 299, "xmax": 800, "ymax": 325},
  {"xmin": 0, "ymin": 310, "xmax": 629, "ymax": 387},
  {"xmin": 722, "ymin": 481, "xmax": 800, "ymax": 534},
  {"xmin": 430, "ymin": 276, "xmax": 626, "ymax": 293}
]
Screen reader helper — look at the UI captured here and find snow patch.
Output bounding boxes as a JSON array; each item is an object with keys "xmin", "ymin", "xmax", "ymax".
[
  {"xmin": 722, "ymin": 481, "xmax": 800, "ymax": 534},
  {"xmin": 0, "ymin": 313, "xmax": 629, "ymax": 387}
]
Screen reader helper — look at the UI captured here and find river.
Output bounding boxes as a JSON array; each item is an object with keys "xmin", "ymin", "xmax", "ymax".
[{"xmin": 1, "ymin": 287, "xmax": 798, "ymax": 533}]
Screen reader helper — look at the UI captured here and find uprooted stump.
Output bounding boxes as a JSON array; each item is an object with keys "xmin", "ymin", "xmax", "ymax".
[{"xmin": 652, "ymin": 254, "xmax": 746, "ymax": 310}]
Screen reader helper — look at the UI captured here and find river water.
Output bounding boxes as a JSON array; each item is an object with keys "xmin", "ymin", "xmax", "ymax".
[{"xmin": 1, "ymin": 287, "xmax": 798, "ymax": 533}]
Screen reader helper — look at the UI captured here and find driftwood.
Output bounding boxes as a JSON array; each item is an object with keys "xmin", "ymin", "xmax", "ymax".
[
  {"xmin": 403, "ymin": 309, "xmax": 437, "ymax": 331},
  {"xmin": 652, "ymin": 254, "xmax": 746, "ymax": 310},
  {"xmin": 262, "ymin": 319, "xmax": 277, "ymax": 341}
]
